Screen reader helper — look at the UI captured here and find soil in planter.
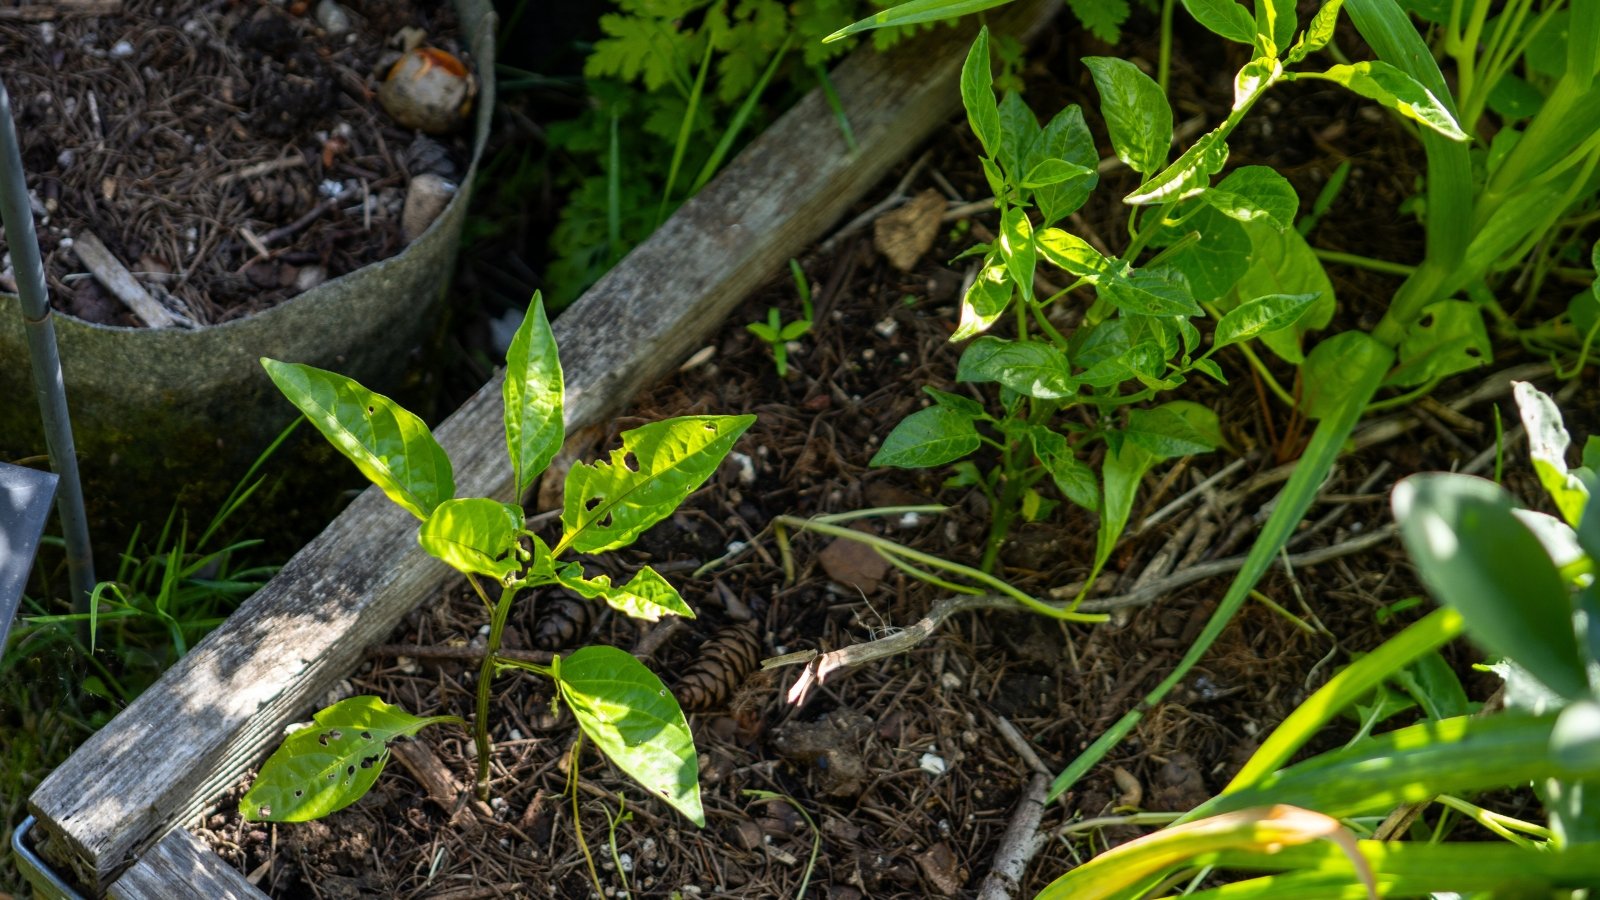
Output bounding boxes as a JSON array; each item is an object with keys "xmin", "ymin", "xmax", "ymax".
[
  {"xmin": 202, "ymin": 9, "xmax": 1588, "ymax": 897},
  {"xmin": 0, "ymin": 0, "xmax": 473, "ymax": 326}
]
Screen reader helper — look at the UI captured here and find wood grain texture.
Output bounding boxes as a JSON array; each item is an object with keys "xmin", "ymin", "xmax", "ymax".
[
  {"xmin": 106, "ymin": 829, "xmax": 267, "ymax": 900},
  {"xmin": 27, "ymin": 3, "xmax": 1058, "ymax": 893}
]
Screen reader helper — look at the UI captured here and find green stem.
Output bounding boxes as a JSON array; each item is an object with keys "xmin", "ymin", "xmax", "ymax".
[
  {"xmin": 1312, "ymin": 247, "xmax": 1417, "ymax": 277},
  {"xmin": 1157, "ymin": 0, "xmax": 1176, "ymax": 97},
  {"xmin": 981, "ymin": 442, "xmax": 1028, "ymax": 573},
  {"xmin": 471, "ymin": 575, "xmax": 519, "ymax": 800},
  {"xmin": 773, "ymin": 515, "xmax": 1107, "ymax": 622}
]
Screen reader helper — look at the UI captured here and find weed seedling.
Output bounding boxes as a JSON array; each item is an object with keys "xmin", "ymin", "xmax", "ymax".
[
  {"xmin": 747, "ymin": 259, "xmax": 816, "ymax": 377},
  {"xmin": 241, "ymin": 293, "xmax": 752, "ymax": 826}
]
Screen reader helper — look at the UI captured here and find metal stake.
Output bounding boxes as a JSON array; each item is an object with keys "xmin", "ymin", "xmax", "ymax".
[{"xmin": 0, "ymin": 76, "xmax": 95, "ymax": 618}]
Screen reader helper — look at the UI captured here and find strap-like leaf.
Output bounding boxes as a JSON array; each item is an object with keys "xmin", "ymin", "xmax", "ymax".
[
  {"xmin": 503, "ymin": 293, "xmax": 565, "ymax": 498},
  {"xmin": 241, "ymin": 697, "xmax": 458, "ymax": 822},
  {"xmin": 824, "ymin": 0, "xmax": 1013, "ymax": 42},
  {"xmin": 262, "ymin": 359, "xmax": 453, "ymax": 520},
  {"xmin": 557, "ymin": 646, "xmax": 704, "ymax": 826},
  {"xmin": 561, "ymin": 416, "xmax": 755, "ymax": 553}
]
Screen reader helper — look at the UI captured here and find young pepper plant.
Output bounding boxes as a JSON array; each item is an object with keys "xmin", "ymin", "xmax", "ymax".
[{"xmin": 239, "ymin": 293, "xmax": 752, "ymax": 826}]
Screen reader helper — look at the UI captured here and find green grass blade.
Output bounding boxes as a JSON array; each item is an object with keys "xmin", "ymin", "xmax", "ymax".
[
  {"xmin": 690, "ymin": 34, "xmax": 794, "ymax": 195},
  {"xmin": 814, "ymin": 64, "xmax": 858, "ymax": 154},
  {"xmin": 607, "ymin": 112, "xmax": 622, "ymax": 263},
  {"xmin": 1046, "ymin": 335, "xmax": 1392, "ymax": 803},
  {"xmin": 824, "ymin": 0, "xmax": 1014, "ymax": 42},
  {"xmin": 1185, "ymin": 841, "xmax": 1600, "ymax": 897},
  {"xmin": 658, "ymin": 39, "xmax": 714, "ymax": 228},
  {"xmin": 1218, "ymin": 607, "xmax": 1464, "ymax": 796}
]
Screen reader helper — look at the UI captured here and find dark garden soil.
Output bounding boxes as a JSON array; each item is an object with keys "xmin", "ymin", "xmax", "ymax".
[
  {"xmin": 0, "ymin": 0, "xmax": 474, "ymax": 326},
  {"xmin": 196, "ymin": 9, "xmax": 1590, "ymax": 899}
]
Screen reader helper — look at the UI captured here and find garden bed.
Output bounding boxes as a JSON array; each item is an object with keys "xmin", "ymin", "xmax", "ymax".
[
  {"xmin": 24, "ymin": 1, "xmax": 1597, "ymax": 897},
  {"xmin": 192, "ymin": 9, "xmax": 1579, "ymax": 898}
]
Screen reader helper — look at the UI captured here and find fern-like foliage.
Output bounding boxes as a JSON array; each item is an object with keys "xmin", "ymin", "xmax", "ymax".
[{"xmin": 1066, "ymin": 0, "xmax": 1132, "ymax": 44}]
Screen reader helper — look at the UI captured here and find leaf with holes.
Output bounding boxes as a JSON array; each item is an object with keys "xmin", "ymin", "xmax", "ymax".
[
  {"xmin": 556, "ymin": 645, "xmax": 704, "ymax": 825},
  {"xmin": 555, "ymin": 562, "xmax": 696, "ymax": 622},
  {"xmin": 418, "ymin": 498, "xmax": 525, "ymax": 580},
  {"xmin": 241, "ymin": 697, "xmax": 460, "ymax": 822},
  {"xmin": 504, "ymin": 293, "xmax": 565, "ymax": 498},
  {"xmin": 562, "ymin": 415, "xmax": 755, "ymax": 554},
  {"xmin": 262, "ymin": 359, "xmax": 454, "ymax": 520},
  {"xmin": 1388, "ymin": 300, "xmax": 1490, "ymax": 387},
  {"xmin": 1514, "ymin": 381, "xmax": 1589, "ymax": 528}
]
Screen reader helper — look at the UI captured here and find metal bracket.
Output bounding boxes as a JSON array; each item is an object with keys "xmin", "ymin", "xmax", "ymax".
[
  {"xmin": 0, "ymin": 460, "xmax": 58, "ymax": 651},
  {"xmin": 11, "ymin": 815, "xmax": 86, "ymax": 900}
]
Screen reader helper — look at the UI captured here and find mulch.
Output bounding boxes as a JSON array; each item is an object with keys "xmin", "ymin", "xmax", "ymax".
[
  {"xmin": 0, "ymin": 0, "xmax": 472, "ymax": 326},
  {"xmin": 191, "ymin": 7, "xmax": 1588, "ymax": 898}
]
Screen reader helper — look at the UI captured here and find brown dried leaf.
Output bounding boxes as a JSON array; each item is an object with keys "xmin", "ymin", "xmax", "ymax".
[{"xmin": 873, "ymin": 188, "xmax": 946, "ymax": 272}]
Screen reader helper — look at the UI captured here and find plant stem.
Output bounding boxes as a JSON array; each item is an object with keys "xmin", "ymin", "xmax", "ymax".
[
  {"xmin": 1312, "ymin": 247, "xmax": 1417, "ymax": 277},
  {"xmin": 470, "ymin": 574, "xmax": 519, "ymax": 800},
  {"xmin": 773, "ymin": 515, "xmax": 1106, "ymax": 622}
]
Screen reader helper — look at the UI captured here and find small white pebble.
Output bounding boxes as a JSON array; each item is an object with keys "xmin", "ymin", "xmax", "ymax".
[
  {"xmin": 478, "ymin": 624, "xmax": 491, "ymax": 636},
  {"xmin": 861, "ymin": 348, "xmax": 876, "ymax": 361},
  {"xmin": 874, "ymin": 316, "xmax": 898, "ymax": 338},
  {"xmin": 508, "ymin": 728, "xmax": 524, "ymax": 741},
  {"xmin": 919, "ymin": 752, "xmax": 947, "ymax": 776},
  {"xmin": 396, "ymin": 655, "xmax": 421, "ymax": 675},
  {"xmin": 898, "ymin": 512, "xmax": 921, "ymax": 528},
  {"xmin": 939, "ymin": 672, "xmax": 962, "ymax": 691},
  {"xmin": 725, "ymin": 540, "xmax": 747, "ymax": 556},
  {"xmin": 729, "ymin": 451, "xmax": 756, "ymax": 486},
  {"xmin": 618, "ymin": 852, "xmax": 633, "ymax": 873},
  {"xmin": 110, "ymin": 39, "xmax": 134, "ymax": 58},
  {"xmin": 319, "ymin": 178, "xmax": 344, "ymax": 198}
]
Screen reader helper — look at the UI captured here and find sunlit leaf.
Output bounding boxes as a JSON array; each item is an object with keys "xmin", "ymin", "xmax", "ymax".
[
  {"xmin": 503, "ymin": 294, "xmax": 565, "ymax": 498},
  {"xmin": 241, "ymin": 697, "xmax": 458, "ymax": 822},
  {"xmin": 418, "ymin": 498, "xmax": 525, "ymax": 580}
]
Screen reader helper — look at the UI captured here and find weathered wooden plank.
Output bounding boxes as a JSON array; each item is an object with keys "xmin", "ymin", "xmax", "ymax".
[
  {"xmin": 27, "ymin": 3, "xmax": 1058, "ymax": 893},
  {"xmin": 106, "ymin": 829, "xmax": 267, "ymax": 900}
]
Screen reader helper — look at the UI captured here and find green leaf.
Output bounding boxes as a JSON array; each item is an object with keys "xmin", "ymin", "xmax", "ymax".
[
  {"xmin": 418, "ymin": 498, "xmax": 525, "ymax": 580},
  {"xmin": 1065, "ymin": 0, "xmax": 1130, "ymax": 43},
  {"xmin": 924, "ymin": 385, "xmax": 985, "ymax": 416},
  {"xmin": 1094, "ymin": 438, "xmax": 1158, "ymax": 589},
  {"xmin": 1124, "ymin": 404, "xmax": 1220, "ymax": 459},
  {"xmin": 503, "ymin": 294, "xmax": 565, "ymax": 499},
  {"xmin": 1231, "ymin": 220, "xmax": 1336, "ymax": 364},
  {"xmin": 241, "ymin": 697, "xmax": 458, "ymax": 822},
  {"xmin": 1232, "ymin": 56, "xmax": 1283, "ymax": 111},
  {"xmin": 1213, "ymin": 293, "xmax": 1321, "ymax": 349},
  {"xmin": 1126, "ymin": 127, "xmax": 1230, "ymax": 205},
  {"xmin": 1300, "ymin": 331, "xmax": 1390, "ymax": 420},
  {"xmin": 1099, "ymin": 265, "xmax": 1203, "ymax": 317},
  {"xmin": 555, "ymin": 563, "xmax": 695, "ymax": 621},
  {"xmin": 997, "ymin": 207, "xmax": 1037, "ymax": 305},
  {"xmin": 824, "ymin": 0, "xmax": 1012, "ymax": 42},
  {"xmin": 956, "ymin": 336, "xmax": 1076, "ymax": 400},
  {"xmin": 1388, "ymin": 299, "xmax": 1490, "ymax": 387},
  {"xmin": 1202, "ymin": 713, "xmax": 1596, "ymax": 820},
  {"xmin": 1028, "ymin": 426, "xmax": 1099, "ymax": 511},
  {"xmin": 1307, "ymin": 61, "xmax": 1468, "ymax": 141},
  {"xmin": 1083, "ymin": 57, "xmax": 1172, "ymax": 176},
  {"xmin": 1180, "ymin": 0, "xmax": 1256, "ymax": 44},
  {"xmin": 1514, "ymin": 381, "xmax": 1590, "ymax": 527},
  {"xmin": 1020, "ymin": 158, "xmax": 1095, "ymax": 189},
  {"xmin": 960, "ymin": 28, "xmax": 1002, "ymax": 160},
  {"xmin": 562, "ymin": 415, "xmax": 755, "ymax": 553},
  {"xmin": 1192, "ymin": 357, "xmax": 1227, "ymax": 383},
  {"xmin": 997, "ymin": 91, "xmax": 1040, "ymax": 182},
  {"xmin": 1392, "ymin": 473, "xmax": 1589, "ymax": 700},
  {"xmin": 262, "ymin": 359, "xmax": 454, "ymax": 520},
  {"xmin": 954, "ymin": 260, "xmax": 1013, "ymax": 341},
  {"xmin": 1036, "ymin": 227, "xmax": 1112, "ymax": 278},
  {"xmin": 1155, "ymin": 205, "xmax": 1252, "ymax": 303},
  {"xmin": 1206, "ymin": 165, "xmax": 1299, "ymax": 230},
  {"xmin": 556, "ymin": 646, "xmax": 704, "ymax": 826},
  {"xmin": 1026, "ymin": 106, "xmax": 1100, "ymax": 224},
  {"xmin": 1257, "ymin": 0, "xmax": 1297, "ymax": 58},
  {"xmin": 871, "ymin": 406, "xmax": 981, "ymax": 468},
  {"xmin": 1289, "ymin": 0, "xmax": 1344, "ymax": 62}
]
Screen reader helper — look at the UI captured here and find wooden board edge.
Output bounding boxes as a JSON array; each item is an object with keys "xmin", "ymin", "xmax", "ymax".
[
  {"xmin": 106, "ymin": 828, "xmax": 268, "ymax": 900},
  {"xmin": 27, "ymin": 2, "xmax": 1062, "ymax": 892}
]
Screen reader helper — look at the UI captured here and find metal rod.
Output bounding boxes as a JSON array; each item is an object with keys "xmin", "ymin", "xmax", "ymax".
[{"xmin": 0, "ymin": 76, "xmax": 95, "ymax": 618}]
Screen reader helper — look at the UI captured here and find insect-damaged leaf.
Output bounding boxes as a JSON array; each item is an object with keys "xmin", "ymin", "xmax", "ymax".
[
  {"xmin": 418, "ymin": 498, "xmax": 525, "ymax": 579},
  {"xmin": 555, "ymin": 562, "xmax": 696, "ymax": 622},
  {"xmin": 562, "ymin": 415, "xmax": 755, "ymax": 553},
  {"xmin": 262, "ymin": 359, "xmax": 453, "ymax": 521},
  {"xmin": 241, "ymin": 697, "xmax": 458, "ymax": 822}
]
